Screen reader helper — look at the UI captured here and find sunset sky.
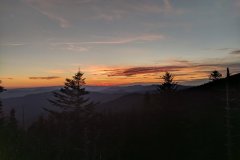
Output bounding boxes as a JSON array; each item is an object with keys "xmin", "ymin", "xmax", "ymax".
[{"xmin": 0, "ymin": 0, "xmax": 240, "ymax": 88}]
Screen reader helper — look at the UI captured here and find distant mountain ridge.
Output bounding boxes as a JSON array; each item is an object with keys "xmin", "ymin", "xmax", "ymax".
[
  {"xmin": 1, "ymin": 84, "xmax": 190, "ymax": 126},
  {"xmin": 3, "ymin": 72, "xmax": 239, "ymax": 126},
  {"xmin": 1, "ymin": 84, "xmax": 190, "ymax": 99},
  {"xmin": 2, "ymin": 91, "xmax": 124, "ymax": 126},
  {"xmin": 99, "ymin": 73, "xmax": 240, "ymax": 113},
  {"xmin": 0, "ymin": 86, "xmax": 108, "ymax": 99},
  {"xmin": 100, "ymin": 85, "xmax": 189, "ymax": 94}
]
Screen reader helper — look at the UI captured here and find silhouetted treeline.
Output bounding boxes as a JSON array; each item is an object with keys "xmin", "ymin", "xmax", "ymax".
[{"xmin": 0, "ymin": 72, "xmax": 240, "ymax": 160}]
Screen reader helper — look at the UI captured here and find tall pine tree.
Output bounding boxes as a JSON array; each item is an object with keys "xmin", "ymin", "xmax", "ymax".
[
  {"xmin": 48, "ymin": 70, "xmax": 94, "ymax": 115},
  {"xmin": 157, "ymin": 72, "xmax": 177, "ymax": 93},
  {"xmin": 47, "ymin": 70, "xmax": 96, "ymax": 159},
  {"xmin": 209, "ymin": 70, "xmax": 222, "ymax": 81}
]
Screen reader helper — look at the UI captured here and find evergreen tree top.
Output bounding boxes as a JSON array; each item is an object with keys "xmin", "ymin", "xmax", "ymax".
[
  {"xmin": 157, "ymin": 72, "xmax": 177, "ymax": 93},
  {"xmin": 48, "ymin": 70, "xmax": 93, "ymax": 113},
  {"xmin": 0, "ymin": 80, "xmax": 6, "ymax": 93}
]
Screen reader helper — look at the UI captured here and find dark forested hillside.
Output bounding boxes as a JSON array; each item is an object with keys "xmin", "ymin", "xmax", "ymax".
[
  {"xmin": 2, "ymin": 84, "xmax": 190, "ymax": 125},
  {"xmin": 0, "ymin": 73, "xmax": 240, "ymax": 160},
  {"xmin": 2, "ymin": 91, "xmax": 124, "ymax": 126}
]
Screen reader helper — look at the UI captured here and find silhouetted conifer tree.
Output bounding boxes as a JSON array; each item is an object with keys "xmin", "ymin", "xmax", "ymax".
[
  {"xmin": 48, "ymin": 70, "xmax": 94, "ymax": 114},
  {"xmin": 157, "ymin": 72, "xmax": 177, "ymax": 93},
  {"xmin": 0, "ymin": 80, "xmax": 5, "ymax": 92},
  {"xmin": 209, "ymin": 70, "xmax": 222, "ymax": 81},
  {"xmin": 0, "ymin": 80, "xmax": 6, "ymax": 125},
  {"xmin": 225, "ymin": 67, "xmax": 232, "ymax": 160},
  {"xmin": 47, "ymin": 70, "xmax": 96, "ymax": 160}
]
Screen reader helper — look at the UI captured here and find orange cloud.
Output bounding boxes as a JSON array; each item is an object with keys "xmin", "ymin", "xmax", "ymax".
[
  {"xmin": 2, "ymin": 59, "xmax": 240, "ymax": 89},
  {"xmin": 106, "ymin": 66, "xmax": 184, "ymax": 77},
  {"xmin": 1, "ymin": 77, "xmax": 64, "ymax": 89},
  {"xmin": 29, "ymin": 76, "xmax": 60, "ymax": 80}
]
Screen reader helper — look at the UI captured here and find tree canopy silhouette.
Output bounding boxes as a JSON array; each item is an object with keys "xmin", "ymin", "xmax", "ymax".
[
  {"xmin": 0, "ymin": 80, "xmax": 6, "ymax": 125},
  {"xmin": 157, "ymin": 72, "xmax": 177, "ymax": 93},
  {"xmin": 209, "ymin": 70, "xmax": 222, "ymax": 81},
  {"xmin": 48, "ymin": 70, "xmax": 94, "ymax": 114},
  {"xmin": 227, "ymin": 67, "xmax": 230, "ymax": 78},
  {"xmin": 0, "ymin": 80, "xmax": 6, "ymax": 93}
]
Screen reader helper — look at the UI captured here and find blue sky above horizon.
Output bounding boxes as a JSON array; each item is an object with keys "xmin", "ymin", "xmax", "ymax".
[{"xmin": 0, "ymin": 0, "xmax": 240, "ymax": 88}]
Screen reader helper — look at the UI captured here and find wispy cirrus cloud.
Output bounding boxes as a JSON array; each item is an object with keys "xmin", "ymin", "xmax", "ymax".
[
  {"xmin": 95, "ymin": 0, "xmax": 184, "ymax": 21},
  {"xmin": 52, "ymin": 34, "xmax": 165, "ymax": 47},
  {"xmin": 22, "ymin": 0, "xmax": 71, "ymax": 28},
  {"xmin": 37, "ymin": 9, "xmax": 71, "ymax": 28},
  {"xmin": 52, "ymin": 43, "xmax": 89, "ymax": 52},
  {"xmin": 22, "ymin": 0, "xmax": 184, "ymax": 27},
  {"xmin": 29, "ymin": 76, "xmax": 60, "ymax": 80},
  {"xmin": 50, "ymin": 34, "xmax": 164, "ymax": 52},
  {"xmin": 101, "ymin": 0, "xmax": 186, "ymax": 22},
  {"xmin": 204, "ymin": 48, "xmax": 237, "ymax": 52},
  {"xmin": 216, "ymin": 48, "xmax": 236, "ymax": 51},
  {"xmin": 0, "ymin": 43, "xmax": 26, "ymax": 46}
]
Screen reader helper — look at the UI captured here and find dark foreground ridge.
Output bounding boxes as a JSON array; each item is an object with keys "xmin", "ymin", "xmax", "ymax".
[
  {"xmin": 192, "ymin": 73, "xmax": 240, "ymax": 90},
  {"xmin": 0, "ymin": 73, "xmax": 240, "ymax": 160}
]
